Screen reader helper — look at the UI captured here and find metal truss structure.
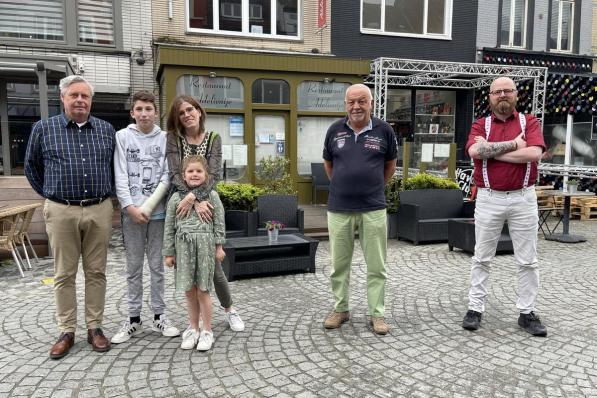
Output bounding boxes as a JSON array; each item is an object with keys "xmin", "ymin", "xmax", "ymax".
[
  {"xmin": 366, "ymin": 57, "xmax": 548, "ymax": 125},
  {"xmin": 538, "ymin": 163, "xmax": 597, "ymax": 178}
]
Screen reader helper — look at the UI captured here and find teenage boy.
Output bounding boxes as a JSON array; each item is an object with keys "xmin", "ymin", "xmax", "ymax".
[{"xmin": 112, "ymin": 90, "xmax": 180, "ymax": 343}]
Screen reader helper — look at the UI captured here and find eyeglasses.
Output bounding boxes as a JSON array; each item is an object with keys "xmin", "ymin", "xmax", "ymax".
[
  {"xmin": 179, "ymin": 106, "xmax": 197, "ymax": 116},
  {"xmin": 489, "ymin": 89, "xmax": 517, "ymax": 96}
]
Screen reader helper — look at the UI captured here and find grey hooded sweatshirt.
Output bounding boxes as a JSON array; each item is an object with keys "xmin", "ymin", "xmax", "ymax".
[{"xmin": 114, "ymin": 124, "xmax": 170, "ymax": 219}]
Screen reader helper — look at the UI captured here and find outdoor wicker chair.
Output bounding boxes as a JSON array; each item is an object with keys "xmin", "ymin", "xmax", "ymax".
[
  {"xmin": 310, "ymin": 163, "xmax": 330, "ymax": 205},
  {"xmin": 255, "ymin": 194, "xmax": 304, "ymax": 236}
]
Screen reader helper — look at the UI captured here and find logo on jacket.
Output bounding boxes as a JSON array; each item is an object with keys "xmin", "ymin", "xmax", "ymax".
[{"xmin": 337, "ymin": 138, "xmax": 345, "ymax": 149}]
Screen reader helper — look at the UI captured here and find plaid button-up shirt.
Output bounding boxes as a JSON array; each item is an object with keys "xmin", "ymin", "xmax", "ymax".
[{"xmin": 25, "ymin": 113, "xmax": 115, "ymax": 201}]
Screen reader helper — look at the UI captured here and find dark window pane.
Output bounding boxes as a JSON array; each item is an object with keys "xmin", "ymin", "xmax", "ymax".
[
  {"xmin": 385, "ymin": 0, "xmax": 424, "ymax": 34},
  {"xmin": 189, "ymin": 0, "xmax": 213, "ymax": 29},
  {"xmin": 276, "ymin": 0, "xmax": 297, "ymax": 36},
  {"xmin": 560, "ymin": 1, "xmax": 573, "ymax": 50},
  {"xmin": 427, "ymin": 0, "xmax": 445, "ymax": 34},
  {"xmin": 500, "ymin": 0, "xmax": 512, "ymax": 45},
  {"xmin": 220, "ymin": 0, "xmax": 242, "ymax": 32},
  {"xmin": 249, "ymin": 0, "xmax": 270, "ymax": 34},
  {"xmin": 362, "ymin": 0, "xmax": 381, "ymax": 29},
  {"xmin": 512, "ymin": 0, "xmax": 525, "ymax": 46},
  {"xmin": 252, "ymin": 79, "xmax": 289, "ymax": 104},
  {"xmin": 549, "ymin": 0, "xmax": 559, "ymax": 49}
]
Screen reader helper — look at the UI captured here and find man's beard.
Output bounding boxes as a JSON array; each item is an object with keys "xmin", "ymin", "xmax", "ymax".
[{"xmin": 494, "ymin": 99, "xmax": 514, "ymax": 114}]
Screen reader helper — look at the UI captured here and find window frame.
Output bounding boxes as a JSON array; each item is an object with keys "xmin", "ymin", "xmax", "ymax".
[
  {"xmin": 76, "ymin": 0, "xmax": 117, "ymax": 48},
  {"xmin": 186, "ymin": 0, "xmax": 302, "ymax": 40},
  {"xmin": 550, "ymin": 0, "xmax": 574, "ymax": 53},
  {"xmin": 0, "ymin": 0, "xmax": 67, "ymax": 44},
  {"xmin": 500, "ymin": 0, "xmax": 528, "ymax": 48},
  {"xmin": 360, "ymin": 0, "xmax": 453, "ymax": 40},
  {"xmin": 0, "ymin": 0, "xmax": 123, "ymax": 50}
]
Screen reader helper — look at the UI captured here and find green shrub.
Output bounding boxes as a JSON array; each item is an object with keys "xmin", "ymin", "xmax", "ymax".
[
  {"xmin": 403, "ymin": 173, "xmax": 459, "ymax": 191},
  {"xmin": 216, "ymin": 182, "xmax": 265, "ymax": 211},
  {"xmin": 385, "ymin": 174, "xmax": 402, "ymax": 214},
  {"xmin": 254, "ymin": 155, "xmax": 297, "ymax": 195}
]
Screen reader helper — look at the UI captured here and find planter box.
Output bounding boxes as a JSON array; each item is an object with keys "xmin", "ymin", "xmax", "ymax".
[
  {"xmin": 387, "ymin": 212, "xmax": 399, "ymax": 239},
  {"xmin": 225, "ymin": 210, "xmax": 257, "ymax": 238}
]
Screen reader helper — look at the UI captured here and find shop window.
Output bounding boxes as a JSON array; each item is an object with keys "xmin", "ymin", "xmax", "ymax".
[
  {"xmin": 187, "ymin": 0, "xmax": 298, "ymax": 38},
  {"xmin": 78, "ymin": 0, "xmax": 115, "ymax": 45},
  {"xmin": 297, "ymin": 81, "xmax": 349, "ymax": 112},
  {"xmin": 500, "ymin": 0, "xmax": 528, "ymax": 48},
  {"xmin": 252, "ymin": 79, "xmax": 289, "ymax": 104},
  {"xmin": 550, "ymin": 0, "xmax": 574, "ymax": 52},
  {"xmin": 205, "ymin": 115, "xmax": 247, "ymax": 181},
  {"xmin": 361, "ymin": 0, "xmax": 452, "ymax": 38},
  {"xmin": 297, "ymin": 117, "xmax": 338, "ymax": 176},
  {"xmin": 0, "ymin": 0, "xmax": 65, "ymax": 41},
  {"xmin": 176, "ymin": 75, "xmax": 244, "ymax": 109},
  {"xmin": 387, "ymin": 89, "xmax": 412, "ymax": 143}
]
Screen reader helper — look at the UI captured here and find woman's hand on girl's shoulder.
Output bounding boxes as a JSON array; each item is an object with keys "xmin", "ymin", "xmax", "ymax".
[
  {"xmin": 194, "ymin": 200, "xmax": 214, "ymax": 222},
  {"xmin": 176, "ymin": 192, "xmax": 196, "ymax": 219}
]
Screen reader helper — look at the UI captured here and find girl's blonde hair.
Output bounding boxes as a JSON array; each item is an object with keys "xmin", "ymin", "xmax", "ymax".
[{"xmin": 181, "ymin": 155, "xmax": 210, "ymax": 186}]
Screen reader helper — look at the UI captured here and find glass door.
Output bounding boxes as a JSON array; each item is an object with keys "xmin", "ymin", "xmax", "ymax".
[{"xmin": 254, "ymin": 112, "xmax": 289, "ymax": 166}]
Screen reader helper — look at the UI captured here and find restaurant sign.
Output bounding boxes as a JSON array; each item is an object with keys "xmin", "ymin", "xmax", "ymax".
[
  {"xmin": 297, "ymin": 81, "xmax": 349, "ymax": 112},
  {"xmin": 176, "ymin": 75, "xmax": 244, "ymax": 109}
]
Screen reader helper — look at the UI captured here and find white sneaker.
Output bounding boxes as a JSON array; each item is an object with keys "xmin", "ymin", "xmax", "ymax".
[
  {"xmin": 225, "ymin": 310, "xmax": 245, "ymax": 332},
  {"xmin": 111, "ymin": 320, "xmax": 142, "ymax": 344},
  {"xmin": 196, "ymin": 330, "xmax": 214, "ymax": 351},
  {"xmin": 180, "ymin": 326, "xmax": 200, "ymax": 350},
  {"xmin": 152, "ymin": 314, "xmax": 180, "ymax": 337}
]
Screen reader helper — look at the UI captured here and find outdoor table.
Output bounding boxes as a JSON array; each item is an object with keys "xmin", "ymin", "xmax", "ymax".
[
  {"xmin": 543, "ymin": 191, "xmax": 594, "ymax": 243},
  {"xmin": 221, "ymin": 233, "xmax": 319, "ymax": 281}
]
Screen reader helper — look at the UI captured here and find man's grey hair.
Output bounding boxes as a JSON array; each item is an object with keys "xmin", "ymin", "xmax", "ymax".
[{"xmin": 59, "ymin": 75, "xmax": 94, "ymax": 97}]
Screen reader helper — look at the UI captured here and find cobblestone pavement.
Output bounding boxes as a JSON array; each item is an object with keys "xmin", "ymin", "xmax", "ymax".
[{"xmin": 1, "ymin": 220, "xmax": 597, "ymax": 398}]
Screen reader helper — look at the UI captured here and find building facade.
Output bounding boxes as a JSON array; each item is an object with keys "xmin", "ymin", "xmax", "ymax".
[
  {"xmin": 153, "ymin": 0, "xmax": 370, "ymax": 203},
  {"xmin": 476, "ymin": 0, "xmax": 597, "ymax": 173},
  {"xmin": 0, "ymin": 0, "xmax": 154, "ymax": 175}
]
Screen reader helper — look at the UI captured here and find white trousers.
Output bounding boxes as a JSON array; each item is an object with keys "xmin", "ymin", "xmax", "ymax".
[{"xmin": 468, "ymin": 188, "xmax": 539, "ymax": 314}]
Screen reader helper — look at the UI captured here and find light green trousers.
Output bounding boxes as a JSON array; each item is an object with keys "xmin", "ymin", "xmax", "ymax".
[{"xmin": 327, "ymin": 209, "xmax": 387, "ymax": 317}]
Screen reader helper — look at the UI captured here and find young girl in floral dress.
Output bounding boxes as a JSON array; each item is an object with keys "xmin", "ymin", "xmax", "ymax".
[{"xmin": 163, "ymin": 155, "xmax": 226, "ymax": 351}]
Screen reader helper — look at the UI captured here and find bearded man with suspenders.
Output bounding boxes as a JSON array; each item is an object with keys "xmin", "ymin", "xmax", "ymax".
[{"xmin": 461, "ymin": 77, "xmax": 548, "ymax": 336}]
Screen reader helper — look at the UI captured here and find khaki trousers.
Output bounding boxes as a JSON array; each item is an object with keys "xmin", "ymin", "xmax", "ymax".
[{"xmin": 44, "ymin": 199, "xmax": 113, "ymax": 332}]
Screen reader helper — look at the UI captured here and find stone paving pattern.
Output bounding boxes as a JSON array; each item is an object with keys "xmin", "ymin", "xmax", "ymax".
[{"xmin": 1, "ymin": 221, "xmax": 597, "ymax": 397}]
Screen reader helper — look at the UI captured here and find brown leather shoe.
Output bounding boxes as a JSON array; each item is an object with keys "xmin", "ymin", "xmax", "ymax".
[
  {"xmin": 370, "ymin": 317, "xmax": 389, "ymax": 335},
  {"xmin": 87, "ymin": 328, "xmax": 111, "ymax": 352},
  {"xmin": 49, "ymin": 332, "xmax": 75, "ymax": 360},
  {"xmin": 323, "ymin": 311, "xmax": 350, "ymax": 329}
]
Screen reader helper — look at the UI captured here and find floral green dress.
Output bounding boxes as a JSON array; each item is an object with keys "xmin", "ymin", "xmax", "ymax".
[{"xmin": 163, "ymin": 190, "xmax": 226, "ymax": 292}]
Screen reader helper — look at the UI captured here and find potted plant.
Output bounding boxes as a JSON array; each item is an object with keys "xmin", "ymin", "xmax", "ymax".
[
  {"xmin": 265, "ymin": 220, "xmax": 285, "ymax": 242},
  {"xmin": 385, "ymin": 174, "xmax": 402, "ymax": 238},
  {"xmin": 567, "ymin": 178, "xmax": 578, "ymax": 193},
  {"xmin": 216, "ymin": 182, "xmax": 265, "ymax": 237}
]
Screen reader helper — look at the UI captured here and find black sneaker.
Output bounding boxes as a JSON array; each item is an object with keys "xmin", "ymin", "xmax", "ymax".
[
  {"xmin": 462, "ymin": 310, "xmax": 482, "ymax": 331},
  {"xmin": 518, "ymin": 312, "xmax": 547, "ymax": 337}
]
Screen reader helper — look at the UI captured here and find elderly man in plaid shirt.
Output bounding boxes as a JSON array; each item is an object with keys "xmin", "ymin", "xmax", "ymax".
[{"xmin": 25, "ymin": 75, "xmax": 115, "ymax": 359}]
